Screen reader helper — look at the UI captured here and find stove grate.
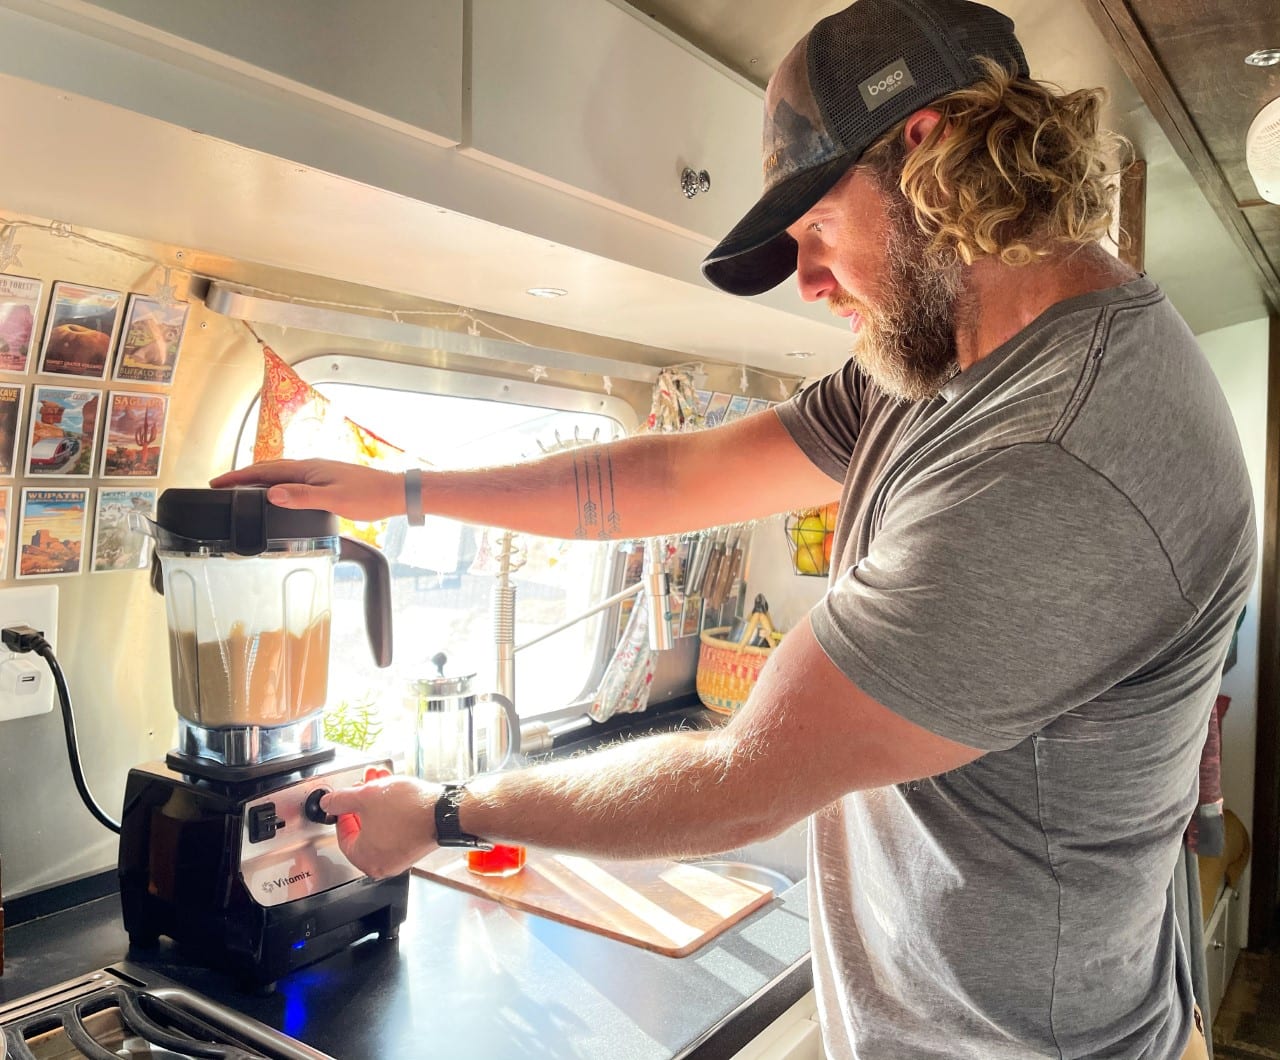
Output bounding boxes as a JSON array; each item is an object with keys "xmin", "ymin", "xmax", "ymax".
[{"xmin": 3, "ymin": 985, "xmax": 270, "ymax": 1060}]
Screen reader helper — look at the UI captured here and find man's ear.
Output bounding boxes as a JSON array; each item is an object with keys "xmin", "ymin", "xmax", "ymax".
[{"xmin": 902, "ymin": 108, "xmax": 946, "ymax": 151}]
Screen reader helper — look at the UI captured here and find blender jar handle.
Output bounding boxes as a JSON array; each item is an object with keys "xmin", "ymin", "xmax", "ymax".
[
  {"xmin": 479, "ymin": 692, "xmax": 521, "ymax": 771},
  {"xmin": 338, "ymin": 536, "xmax": 394, "ymax": 668}
]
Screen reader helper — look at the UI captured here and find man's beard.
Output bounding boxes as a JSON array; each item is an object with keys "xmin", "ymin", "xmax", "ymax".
[{"xmin": 833, "ymin": 188, "xmax": 964, "ymax": 403}]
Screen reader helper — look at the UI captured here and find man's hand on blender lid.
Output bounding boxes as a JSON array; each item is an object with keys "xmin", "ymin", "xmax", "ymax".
[{"xmin": 209, "ymin": 458, "xmax": 405, "ymax": 523}]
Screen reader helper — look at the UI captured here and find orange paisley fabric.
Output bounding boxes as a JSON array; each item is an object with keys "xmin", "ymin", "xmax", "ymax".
[{"xmin": 253, "ymin": 345, "xmax": 408, "ymax": 546}]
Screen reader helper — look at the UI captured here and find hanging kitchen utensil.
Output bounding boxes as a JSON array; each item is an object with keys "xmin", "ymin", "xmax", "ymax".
[
  {"xmin": 699, "ymin": 527, "xmax": 728, "ymax": 600},
  {"xmin": 681, "ymin": 534, "xmax": 700, "ymax": 593},
  {"xmin": 688, "ymin": 529, "xmax": 715, "ymax": 597},
  {"xmin": 736, "ymin": 594, "xmax": 776, "ymax": 649},
  {"xmin": 707, "ymin": 528, "xmax": 742, "ymax": 610},
  {"xmin": 718, "ymin": 532, "xmax": 745, "ymax": 609}
]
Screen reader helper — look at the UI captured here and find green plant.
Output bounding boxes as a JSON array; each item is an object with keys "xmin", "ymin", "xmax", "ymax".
[{"xmin": 323, "ymin": 692, "xmax": 384, "ymax": 751}]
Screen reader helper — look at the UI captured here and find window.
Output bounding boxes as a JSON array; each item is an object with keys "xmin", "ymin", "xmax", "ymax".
[{"xmin": 235, "ymin": 355, "xmax": 635, "ymax": 724}]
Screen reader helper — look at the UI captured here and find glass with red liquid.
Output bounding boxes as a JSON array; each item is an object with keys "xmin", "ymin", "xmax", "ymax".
[{"xmin": 467, "ymin": 843, "xmax": 526, "ymax": 877}]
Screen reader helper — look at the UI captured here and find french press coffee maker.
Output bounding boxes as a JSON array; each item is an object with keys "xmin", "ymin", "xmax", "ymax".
[
  {"xmin": 407, "ymin": 653, "xmax": 525, "ymax": 876},
  {"xmin": 406, "ymin": 652, "xmax": 520, "ymax": 783}
]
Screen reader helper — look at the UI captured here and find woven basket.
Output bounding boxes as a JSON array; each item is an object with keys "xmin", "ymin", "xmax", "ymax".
[{"xmin": 696, "ymin": 626, "xmax": 778, "ymax": 716}]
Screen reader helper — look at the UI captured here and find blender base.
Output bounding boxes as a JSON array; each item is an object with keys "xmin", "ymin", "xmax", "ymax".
[
  {"xmin": 119, "ymin": 754, "xmax": 409, "ymax": 988},
  {"xmin": 166, "ymin": 745, "xmax": 336, "ymax": 784}
]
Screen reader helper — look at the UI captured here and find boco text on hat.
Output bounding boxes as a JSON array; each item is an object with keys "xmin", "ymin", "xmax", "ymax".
[{"xmin": 701, "ymin": 0, "xmax": 1029, "ymax": 297}]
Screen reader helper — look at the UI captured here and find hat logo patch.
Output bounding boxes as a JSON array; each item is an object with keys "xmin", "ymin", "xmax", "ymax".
[
  {"xmin": 870, "ymin": 71, "xmax": 904, "ymax": 96},
  {"xmin": 859, "ymin": 60, "xmax": 915, "ymax": 112}
]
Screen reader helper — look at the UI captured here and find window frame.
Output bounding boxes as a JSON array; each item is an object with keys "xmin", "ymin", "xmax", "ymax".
[{"xmin": 232, "ymin": 353, "xmax": 641, "ymax": 726}]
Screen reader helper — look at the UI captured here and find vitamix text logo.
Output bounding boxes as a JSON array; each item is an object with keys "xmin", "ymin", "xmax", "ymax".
[
  {"xmin": 859, "ymin": 59, "xmax": 916, "ymax": 112},
  {"xmin": 262, "ymin": 869, "xmax": 313, "ymax": 895}
]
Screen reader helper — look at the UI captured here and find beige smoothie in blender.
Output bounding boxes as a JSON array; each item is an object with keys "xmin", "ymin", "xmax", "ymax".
[{"xmin": 168, "ymin": 617, "xmax": 331, "ymax": 728}]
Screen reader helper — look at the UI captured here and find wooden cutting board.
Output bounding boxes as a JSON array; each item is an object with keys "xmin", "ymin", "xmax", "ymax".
[{"xmin": 413, "ymin": 849, "xmax": 773, "ymax": 957}]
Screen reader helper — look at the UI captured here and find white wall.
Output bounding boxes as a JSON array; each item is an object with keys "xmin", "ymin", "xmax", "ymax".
[{"xmin": 1198, "ymin": 316, "xmax": 1271, "ymax": 948}]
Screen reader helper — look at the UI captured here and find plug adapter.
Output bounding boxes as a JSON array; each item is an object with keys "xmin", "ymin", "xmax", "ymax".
[{"xmin": 0, "ymin": 657, "xmax": 48, "ymax": 721}]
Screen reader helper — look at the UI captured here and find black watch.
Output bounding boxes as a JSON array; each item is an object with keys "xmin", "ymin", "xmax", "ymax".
[{"xmin": 434, "ymin": 784, "xmax": 493, "ymax": 849}]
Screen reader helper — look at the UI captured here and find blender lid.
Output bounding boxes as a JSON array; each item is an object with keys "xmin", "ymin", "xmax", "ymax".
[{"xmin": 155, "ymin": 488, "xmax": 339, "ymax": 555}]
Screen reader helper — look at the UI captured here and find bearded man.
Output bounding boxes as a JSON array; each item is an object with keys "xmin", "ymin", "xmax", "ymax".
[{"xmin": 215, "ymin": 2, "xmax": 1254, "ymax": 1056}]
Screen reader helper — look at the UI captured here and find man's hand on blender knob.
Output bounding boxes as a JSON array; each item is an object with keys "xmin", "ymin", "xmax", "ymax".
[
  {"xmin": 209, "ymin": 459, "xmax": 407, "ymax": 523},
  {"xmin": 320, "ymin": 776, "xmax": 440, "ymax": 879}
]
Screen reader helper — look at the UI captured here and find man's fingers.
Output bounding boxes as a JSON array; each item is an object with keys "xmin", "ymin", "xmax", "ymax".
[
  {"xmin": 335, "ymin": 812, "xmax": 361, "ymax": 847},
  {"xmin": 266, "ymin": 485, "xmax": 316, "ymax": 509},
  {"xmin": 335, "ymin": 819, "xmax": 364, "ymax": 868},
  {"xmin": 209, "ymin": 460, "xmax": 311, "ymax": 488},
  {"xmin": 321, "ymin": 789, "xmax": 361, "ymax": 816}
]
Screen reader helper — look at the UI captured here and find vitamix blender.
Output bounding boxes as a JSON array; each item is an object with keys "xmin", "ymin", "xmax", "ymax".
[{"xmin": 118, "ymin": 488, "xmax": 409, "ymax": 988}]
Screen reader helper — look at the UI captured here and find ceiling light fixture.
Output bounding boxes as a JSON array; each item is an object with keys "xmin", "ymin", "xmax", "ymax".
[
  {"xmin": 786, "ymin": 350, "xmax": 814, "ymax": 359},
  {"xmin": 1245, "ymin": 48, "xmax": 1280, "ymax": 67},
  {"xmin": 526, "ymin": 286, "xmax": 568, "ymax": 299},
  {"xmin": 1246, "ymin": 97, "xmax": 1280, "ymax": 204}
]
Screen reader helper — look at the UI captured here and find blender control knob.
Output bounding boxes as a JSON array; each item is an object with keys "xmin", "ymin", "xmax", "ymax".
[{"xmin": 304, "ymin": 788, "xmax": 337, "ymax": 826}]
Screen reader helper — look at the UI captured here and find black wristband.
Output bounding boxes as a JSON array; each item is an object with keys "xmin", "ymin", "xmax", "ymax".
[{"xmin": 434, "ymin": 784, "xmax": 492, "ymax": 849}]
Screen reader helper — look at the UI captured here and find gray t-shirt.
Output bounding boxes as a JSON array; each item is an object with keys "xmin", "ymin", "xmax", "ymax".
[{"xmin": 775, "ymin": 276, "xmax": 1255, "ymax": 1060}]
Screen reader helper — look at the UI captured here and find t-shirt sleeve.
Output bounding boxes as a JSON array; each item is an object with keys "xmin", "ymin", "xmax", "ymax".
[
  {"xmin": 774, "ymin": 359, "xmax": 863, "ymax": 482},
  {"xmin": 811, "ymin": 443, "xmax": 1196, "ymax": 751}
]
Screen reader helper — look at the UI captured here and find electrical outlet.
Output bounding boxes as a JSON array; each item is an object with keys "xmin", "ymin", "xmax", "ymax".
[{"xmin": 0, "ymin": 584, "xmax": 58, "ymax": 722}]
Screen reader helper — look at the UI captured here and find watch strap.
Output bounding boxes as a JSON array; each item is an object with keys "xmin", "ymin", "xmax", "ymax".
[
  {"xmin": 404, "ymin": 468, "xmax": 425, "ymax": 526},
  {"xmin": 434, "ymin": 784, "xmax": 492, "ymax": 849}
]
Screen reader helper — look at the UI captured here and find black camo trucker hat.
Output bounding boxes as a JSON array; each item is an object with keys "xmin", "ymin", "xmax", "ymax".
[{"xmin": 701, "ymin": 0, "xmax": 1029, "ymax": 296}]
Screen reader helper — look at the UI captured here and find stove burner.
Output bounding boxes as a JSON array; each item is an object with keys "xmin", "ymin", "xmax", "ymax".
[{"xmin": 0, "ymin": 969, "xmax": 329, "ymax": 1060}]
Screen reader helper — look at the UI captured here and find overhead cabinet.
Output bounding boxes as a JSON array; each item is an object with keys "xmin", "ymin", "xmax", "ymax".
[
  {"xmin": 0, "ymin": 0, "xmax": 465, "ymax": 146},
  {"xmin": 0, "ymin": 0, "xmax": 816, "ymax": 329},
  {"xmin": 23, "ymin": 0, "xmax": 765, "ymax": 246},
  {"xmin": 466, "ymin": 0, "xmax": 764, "ymax": 244}
]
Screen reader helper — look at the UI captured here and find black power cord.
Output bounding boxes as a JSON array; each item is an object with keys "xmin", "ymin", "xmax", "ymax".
[{"xmin": 2, "ymin": 623, "xmax": 121, "ymax": 834}]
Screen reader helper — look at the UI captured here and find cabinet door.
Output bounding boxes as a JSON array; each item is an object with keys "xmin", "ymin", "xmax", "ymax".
[
  {"xmin": 1224, "ymin": 887, "xmax": 1243, "ymax": 990},
  {"xmin": 468, "ymin": 0, "xmax": 762, "ymax": 242},
  {"xmin": 1204, "ymin": 895, "xmax": 1229, "ymax": 1019},
  {"xmin": 733, "ymin": 991, "xmax": 826, "ymax": 1060},
  {"xmin": 65, "ymin": 0, "xmax": 465, "ymax": 145}
]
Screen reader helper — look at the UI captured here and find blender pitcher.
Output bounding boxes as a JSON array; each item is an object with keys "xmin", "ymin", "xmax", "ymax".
[{"xmin": 138, "ymin": 488, "xmax": 393, "ymax": 772}]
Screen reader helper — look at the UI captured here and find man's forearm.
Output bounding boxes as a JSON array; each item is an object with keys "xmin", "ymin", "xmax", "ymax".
[
  {"xmin": 417, "ymin": 411, "xmax": 837, "ymax": 541},
  {"xmin": 423, "ymin": 437, "xmax": 677, "ymax": 541},
  {"xmin": 456, "ymin": 728, "xmax": 789, "ymax": 860},
  {"xmin": 424, "ymin": 432, "xmax": 746, "ymax": 541}
]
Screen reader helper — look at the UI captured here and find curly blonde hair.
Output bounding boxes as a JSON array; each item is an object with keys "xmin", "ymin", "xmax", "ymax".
[{"xmin": 861, "ymin": 60, "xmax": 1125, "ymax": 267}]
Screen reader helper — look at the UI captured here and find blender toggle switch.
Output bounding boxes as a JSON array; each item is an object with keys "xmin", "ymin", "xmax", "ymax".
[
  {"xmin": 248, "ymin": 802, "xmax": 284, "ymax": 843},
  {"xmin": 304, "ymin": 788, "xmax": 338, "ymax": 826}
]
